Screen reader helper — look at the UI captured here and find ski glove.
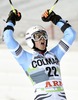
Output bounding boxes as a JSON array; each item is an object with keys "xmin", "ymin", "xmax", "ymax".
[
  {"xmin": 6, "ymin": 9, "xmax": 21, "ymax": 25},
  {"xmin": 42, "ymin": 10, "xmax": 61, "ymax": 25}
]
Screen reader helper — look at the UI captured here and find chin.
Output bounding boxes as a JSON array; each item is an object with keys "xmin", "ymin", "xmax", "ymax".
[{"xmin": 40, "ymin": 47, "xmax": 46, "ymax": 51}]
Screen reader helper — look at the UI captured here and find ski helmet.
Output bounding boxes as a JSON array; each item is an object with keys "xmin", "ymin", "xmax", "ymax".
[{"xmin": 25, "ymin": 25, "xmax": 48, "ymax": 48}]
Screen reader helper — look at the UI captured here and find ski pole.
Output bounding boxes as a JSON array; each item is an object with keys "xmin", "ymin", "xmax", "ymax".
[
  {"xmin": 9, "ymin": 0, "xmax": 16, "ymax": 14},
  {"xmin": 49, "ymin": 0, "xmax": 59, "ymax": 14}
]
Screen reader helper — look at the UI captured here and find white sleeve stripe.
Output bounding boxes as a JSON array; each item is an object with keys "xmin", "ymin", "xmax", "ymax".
[
  {"xmin": 14, "ymin": 50, "xmax": 24, "ymax": 58},
  {"xmin": 10, "ymin": 45, "xmax": 23, "ymax": 57},
  {"xmin": 59, "ymin": 40, "xmax": 69, "ymax": 52},
  {"xmin": 58, "ymin": 45, "xmax": 66, "ymax": 53},
  {"xmin": 61, "ymin": 39, "xmax": 70, "ymax": 47},
  {"xmin": 15, "ymin": 45, "xmax": 22, "ymax": 56}
]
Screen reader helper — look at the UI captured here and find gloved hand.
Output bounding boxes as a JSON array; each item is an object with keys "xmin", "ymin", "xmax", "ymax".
[
  {"xmin": 41, "ymin": 10, "xmax": 61, "ymax": 25},
  {"xmin": 6, "ymin": 9, "xmax": 21, "ymax": 25}
]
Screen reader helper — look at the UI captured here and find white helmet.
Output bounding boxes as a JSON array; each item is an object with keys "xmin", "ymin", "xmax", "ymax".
[{"xmin": 25, "ymin": 25, "xmax": 48, "ymax": 48}]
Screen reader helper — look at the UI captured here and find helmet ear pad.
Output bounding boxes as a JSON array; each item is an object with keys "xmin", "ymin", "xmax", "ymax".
[{"xmin": 25, "ymin": 37, "xmax": 34, "ymax": 48}]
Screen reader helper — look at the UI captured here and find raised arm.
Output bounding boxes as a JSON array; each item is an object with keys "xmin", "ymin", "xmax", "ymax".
[
  {"xmin": 42, "ymin": 10, "xmax": 76, "ymax": 61},
  {"xmin": 3, "ymin": 9, "xmax": 21, "ymax": 50},
  {"xmin": 3, "ymin": 9, "xmax": 32, "ymax": 71}
]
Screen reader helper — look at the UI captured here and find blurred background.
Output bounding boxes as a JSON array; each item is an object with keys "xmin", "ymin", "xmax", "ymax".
[{"xmin": 0, "ymin": 0, "xmax": 78, "ymax": 100}]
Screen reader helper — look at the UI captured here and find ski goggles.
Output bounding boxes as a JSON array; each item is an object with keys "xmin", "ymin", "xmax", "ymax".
[{"xmin": 31, "ymin": 30, "xmax": 48, "ymax": 41}]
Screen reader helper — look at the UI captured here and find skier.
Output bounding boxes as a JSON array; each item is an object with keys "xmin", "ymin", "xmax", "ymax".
[{"xmin": 3, "ymin": 9, "xmax": 76, "ymax": 100}]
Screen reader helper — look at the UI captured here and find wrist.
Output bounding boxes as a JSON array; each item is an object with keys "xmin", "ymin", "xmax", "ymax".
[
  {"xmin": 6, "ymin": 21, "xmax": 15, "ymax": 27},
  {"xmin": 56, "ymin": 19, "xmax": 71, "ymax": 33},
  {"xmin": 51, "ymin": 15, "xmax": 61, "ymax": 25},
  {"xmin": 7, "ymin": 20, "xmax": 16, "ymax": 25}
]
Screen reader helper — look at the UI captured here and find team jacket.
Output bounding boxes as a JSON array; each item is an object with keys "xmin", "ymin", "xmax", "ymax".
[{"xmin": 3, "ymin": 20, "xmax": 76, "ymax": 99}]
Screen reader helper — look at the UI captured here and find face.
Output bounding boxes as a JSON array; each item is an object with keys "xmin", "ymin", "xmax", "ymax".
[
  {"xmin": 35, "ymin": 37, "xmax": 47, "ymax": 50},
  {"xmin": 32, "ymin": 30, "xmax": 48, "ymax": 50}
]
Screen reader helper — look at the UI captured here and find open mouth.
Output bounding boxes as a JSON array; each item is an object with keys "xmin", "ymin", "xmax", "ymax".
[{"xmin": 41, "ymin": 42, "xmax": 45, "ymax": 45}]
